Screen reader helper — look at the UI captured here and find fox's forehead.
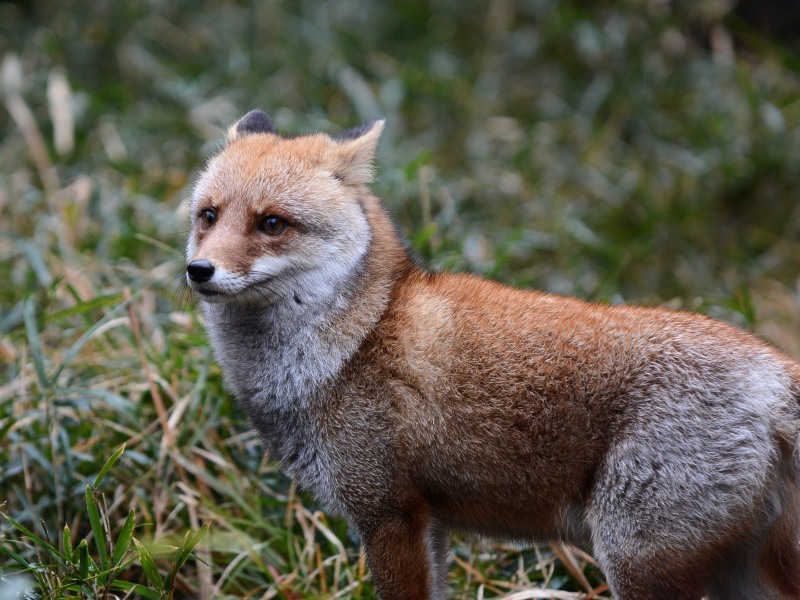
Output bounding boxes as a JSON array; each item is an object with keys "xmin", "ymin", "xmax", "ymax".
[{"xmin": 194, "ymin": 134, "xmax": 337, "ymax": 207}]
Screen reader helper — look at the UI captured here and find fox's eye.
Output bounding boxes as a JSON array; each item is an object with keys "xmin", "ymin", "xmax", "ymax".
[
  {"xmin": 260, "ymin": 216, "xmax": 287, "ymax": 236},
  {"xmin": 199, "ymin": 208, "xmax": 217, "ymax": 229}
]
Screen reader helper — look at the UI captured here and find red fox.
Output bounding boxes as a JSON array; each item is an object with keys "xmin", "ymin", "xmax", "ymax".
[{"xmin": 186, "ymin": 109, "xmax": 800, "ymax": 599}]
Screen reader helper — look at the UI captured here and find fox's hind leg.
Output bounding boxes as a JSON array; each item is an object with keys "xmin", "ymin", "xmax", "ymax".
[
  {"xmin": 595, "ymin": 511, "xmax": 800, "ymax": 600},
  {"xmin": 704, "ymin": 535, "xmax": 800, "ymax": 600},
  {"xmin": 589, "ymin": 481, "xmax": 715, "ymax": 599},
  {"xmin": 706, "ymin": 447, "xmax": 800, "ymax": 600},
  {"xmin": 591, "ymin": 528, "xmax": 709, "ymax": 600},
  {"xmin": 587, "ymin": 409, "xmax": 780, "ymax": 600}
]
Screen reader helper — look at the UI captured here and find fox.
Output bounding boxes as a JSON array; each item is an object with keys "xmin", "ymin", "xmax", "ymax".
[{"xmin": 185, "ymin": 109, "xmax": 800, "ymax": 600}]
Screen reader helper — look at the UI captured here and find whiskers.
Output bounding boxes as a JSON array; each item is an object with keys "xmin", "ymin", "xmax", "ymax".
[
  {"xmin": 159, "ymin": 269, "xmax": 194, "ymax": 312},
  {"xmin": 242, "ymin": 269, "xmax": 299, "ymax": 304},
  {"xmin": 194, "ymin": 268, "xmax": 302, "ymax": 316},
  {"xmin": 174, "ymin": 276, "xmax": 194, "ymax": 312},
  {"xmin": 175, "ymin": 263, "xmax": 325, "ymax": 325},
  {"xmin": 137, "ymin": 260, "xmax": 194, "ymax": 312}
]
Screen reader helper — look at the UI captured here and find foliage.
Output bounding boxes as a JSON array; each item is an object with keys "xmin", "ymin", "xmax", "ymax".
[{"xmin": 2, "ymin": 0, "xmax": 800, "ymax": 597}]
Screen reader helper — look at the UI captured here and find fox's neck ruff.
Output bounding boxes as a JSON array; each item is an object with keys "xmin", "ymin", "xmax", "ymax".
[
  {"xmin": 201, "ymin": 212, "xmax": 407, "ymax": 503},
  {"xmin": 203, "ymin": 210, "xmax": 407, "ymax": 406},
  {"xmin": 204, "ymin": 273, "xmax": 375, "ymax": 407}
]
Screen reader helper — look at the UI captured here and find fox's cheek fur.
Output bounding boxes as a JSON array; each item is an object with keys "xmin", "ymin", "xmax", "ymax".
[{"xmin": 187, "ymin": 207, "xmax": 371, "ymax": 306}]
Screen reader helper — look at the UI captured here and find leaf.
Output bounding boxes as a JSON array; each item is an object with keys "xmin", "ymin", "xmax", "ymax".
[
  {"xmin": 62, "ymin": 524, "xmax": 74, "ymax": 562},
  {"xmin": 0, "ymin": 539, "xmax": 28, "ymax": 566},
  {"xmin": 93, "ymin": 443, "xmax": 126, "ymax": 489},
  {"xmin": 47, "ymin": 293, "xmax": 124, "ymax": 323},
  {"xmin": 22, "ymin": 297, "xmax": 50, "ymax": 389},
  {"xmin": 0, "ymin": 232, "xmax": 54, "ymax": 288},
  {"xmin": 85, "ymin": 484, "xmax": 109, "ymax": 575},
  {"xmin": 177, "ymin": 524, "xmax": 209, "ymax": 570},
  {"xmin": 77, "ymin": 540, "xmax": 89, "ymax": 580},
  {"xmin": 2, "ymin": 514, "xmax": 62, "ymax": 559},
  {"xmin": 49, "ymin": 291, "xmax": 141, "ymax": 383},
  {"xmin": 133, "ymin": 537, "xmax": 164, "ymax": 591},
  {"xmin": 110, "ymin": 579, "xmax": 163, "ymax": 600},
  {"xmin": 111, "ymin": 510, "xmax": 135, "ymax": 566},
  {"xmin": 164, "ymin": 523, "xmax": 209, "ymax": 593}
]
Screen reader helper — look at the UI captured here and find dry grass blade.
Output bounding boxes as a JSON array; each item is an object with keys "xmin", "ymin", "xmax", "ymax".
[
  {"xmin": 2, "ymin": 55, "xmax": 59, "ymax": 194},
  {"xmin": 46, "ymin": 68, "xmax": 75, "ymax": 157},
  {"xmin": 550, "ymin": 545, "xmax": 593, "ymax": 593}
]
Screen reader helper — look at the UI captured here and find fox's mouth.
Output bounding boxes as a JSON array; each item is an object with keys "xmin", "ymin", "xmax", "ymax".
[
  {"xmin": 187, "ymin": 273, "xmax": 278, "ymax": 305},
  {"xmin": 190, "ymin": 284, "xmax": 242, "ymax": 302},
  {"xmin": 195, "ymin": 288, "xmax": 221, "ymax": 297},
  {"xmin": 190, "ymin": 284, "xmax": 245, "ymax": 305}
]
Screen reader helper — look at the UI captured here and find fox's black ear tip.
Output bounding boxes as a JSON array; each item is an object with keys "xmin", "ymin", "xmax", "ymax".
[
  {"xmin": 238, "ymin": 110, "xmax": 274, "ymax": 134},
  {"xmin": 228, "ymin": 110, "xmax": 275, "ymax": 141},
  {"xmin": 334, "ymin": 119, "xmax": 385, "ymax": 141}
]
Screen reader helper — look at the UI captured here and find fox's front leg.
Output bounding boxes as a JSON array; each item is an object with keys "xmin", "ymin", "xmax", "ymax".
[{"xmin": 362, "ymin": 512, "xmax": 449, "ymax": 600}]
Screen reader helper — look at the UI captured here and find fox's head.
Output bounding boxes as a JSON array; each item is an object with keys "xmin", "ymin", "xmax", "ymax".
[{"xmin": 186, "ymin": 110, "xmax": 384, "ymax": 307}]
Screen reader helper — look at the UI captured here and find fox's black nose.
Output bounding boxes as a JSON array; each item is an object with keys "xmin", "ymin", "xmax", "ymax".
[{"xmin": 187, "ymin": 259, "xmax": 215, "ymax": 283}]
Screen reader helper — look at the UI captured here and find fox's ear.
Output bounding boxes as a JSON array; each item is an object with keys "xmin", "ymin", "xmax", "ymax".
[
  {"xmin": 331, "ymin": 119, "xmax": 385, "ymax": 185},
  {"xmin": 227, "ymin": 110, "xmax": 276, "ymax": 143}
]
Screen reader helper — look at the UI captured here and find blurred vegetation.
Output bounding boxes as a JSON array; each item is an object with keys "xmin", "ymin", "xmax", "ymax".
[{"xmin": 2, "ymin": 0, "xmax": 800, "ymax": 598}]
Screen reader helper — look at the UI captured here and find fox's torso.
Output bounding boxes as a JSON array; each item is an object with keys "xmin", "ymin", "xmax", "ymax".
[{"xmin": 205, "ymin": 257, "xmax": 797, "ymax": 545}]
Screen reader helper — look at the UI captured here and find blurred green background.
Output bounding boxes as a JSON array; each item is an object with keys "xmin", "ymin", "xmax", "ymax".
[{"xmin": 2, "ymin": 0, "xmax": 800, "ymax": 598}]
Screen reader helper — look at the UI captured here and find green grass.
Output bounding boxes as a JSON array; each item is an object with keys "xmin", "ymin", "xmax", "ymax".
[{"xmin": 3, "ymin": 1, "xmax": 800, "ymax": 598}]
